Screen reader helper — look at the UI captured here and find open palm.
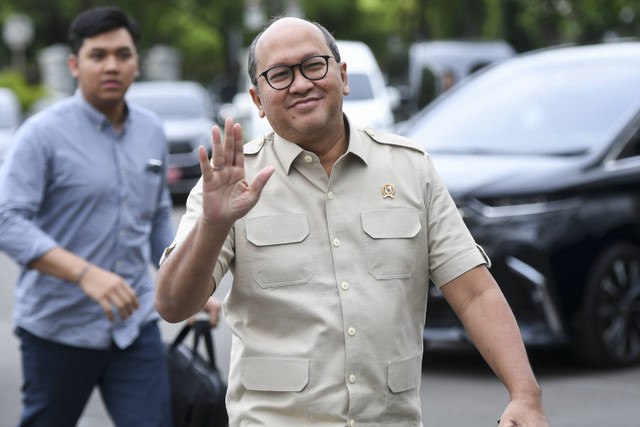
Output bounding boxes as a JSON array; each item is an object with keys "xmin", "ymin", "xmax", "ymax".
[{"xmin": 198, "ymin": 118, "xmax": 274, "ymax": 227}]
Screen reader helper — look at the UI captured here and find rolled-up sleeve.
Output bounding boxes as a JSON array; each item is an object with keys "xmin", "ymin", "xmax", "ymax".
[{"xmin": 0, "ymin": 124, "xmax": 59, "ymax": 265}]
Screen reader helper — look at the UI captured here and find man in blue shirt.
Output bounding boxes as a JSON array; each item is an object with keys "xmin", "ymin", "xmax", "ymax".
[{"xmin": 0, "ymin": 7, "xmax": 179, "ymax": 426}]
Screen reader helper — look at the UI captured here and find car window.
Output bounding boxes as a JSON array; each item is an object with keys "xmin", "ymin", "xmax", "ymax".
[
  {"xmin": 406, "ymin": 59, "xmax": 640, "ymax": 156},
  {"xmin": 128, "ymin": 90, "xmax": 209, "ymax": 119},
  {"xmin": 617, "ymin": 129, "xmax": 640, "ymax": 160},
  {"xmin": 345, "ymin": 73, "xmax": 374, "ymax": 101}
]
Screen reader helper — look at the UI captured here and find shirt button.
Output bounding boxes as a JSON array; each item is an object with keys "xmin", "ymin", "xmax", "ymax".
[
  {"xmin": 347, "ymin": 327, "xmax": 356, "ymax": 336},
  {"xmin": 327, "ymin": 191, "xmax": 334, "ymax": 200},
  {"xmin": 333, "ymin": 238, "xmax": 341, "ymax": 247},
  {"xmin": 341, "ymin": 282, "xmax": 350, "ymax": 291},
  {"xmin": 349, "ymin": 374, "xmax": 356, "ymax": 384},
  {"xmin": 304, "ymin": 155, "xmax": 313, "ymax": 163}
]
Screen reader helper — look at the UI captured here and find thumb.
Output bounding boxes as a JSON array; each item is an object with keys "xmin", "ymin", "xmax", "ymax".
[{"xmin": 250, "ymin": 166, "xmax": 275, "ymax": 195}]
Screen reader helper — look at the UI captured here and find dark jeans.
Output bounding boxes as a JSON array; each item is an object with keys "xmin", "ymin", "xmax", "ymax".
[{"xmin": 16, "ymin": 321, "xmax": 173, "ymax": 427}]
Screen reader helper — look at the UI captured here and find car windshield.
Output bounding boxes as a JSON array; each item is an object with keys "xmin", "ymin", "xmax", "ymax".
[
  {"xmin": 346, "ymin": 73, "xmax": 374, "ymax": 100},
  {"xmin": 404, "ymin": 55, "xmax": 640, "ymax": 156},
  {"xmin": 128, "ymin": 92, "xmax": 206, "ymax": 119}
]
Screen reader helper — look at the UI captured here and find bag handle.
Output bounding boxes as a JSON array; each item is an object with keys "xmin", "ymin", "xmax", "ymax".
[
  {"xmin": 192, "ymin": 319, "xmax": 218, "ymax": 370},
  {"xmin": 170, "ymin": 320, "xmax": 218, "ymax": 370}
]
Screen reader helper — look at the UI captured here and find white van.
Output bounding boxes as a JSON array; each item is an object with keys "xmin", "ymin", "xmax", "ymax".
[{"xmin": 224, "ymin": 39, "xmax": 397, "ymax": 140}]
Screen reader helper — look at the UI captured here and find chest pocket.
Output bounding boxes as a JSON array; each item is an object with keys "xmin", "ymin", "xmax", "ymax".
[
  {"xmin": 362, "ymin": 208, "xmax": 422, "ymax": 280},
  {"xmin": 245, "ymin": 214, "xmax": 314, "ymax": 288}
]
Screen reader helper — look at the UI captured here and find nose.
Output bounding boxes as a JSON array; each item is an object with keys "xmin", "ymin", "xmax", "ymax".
[
  {"xmin": 288, "ymin": 66, "xmax": 313, "ymax": 92},
  {"xmin": 104, "ymin": 54, "xmax": 119, "ymax": 72}
]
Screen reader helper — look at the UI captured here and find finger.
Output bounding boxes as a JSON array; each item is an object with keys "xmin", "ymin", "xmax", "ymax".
[
  {"xmin": 198, "ymin": 145, "xmax": 213, "ymax": 181},
  {"xmin": 233, "ymin": 121, "xmax": 245, "ymax": 170},
  {"xmin": 110, "ymin": 286, "xmax": 139, "ymax": 320},
  {"xmin": 223, "ymin": 117, "xmax": 236, "ymax": 167},
  {"xmin": 108, "ymin": 292, "xmax": 133, "ymax": 320},
  {"xmin": 99, "ymin": 300, "xmax": 114, "ymax": 322},
  {"xmin": 211, "ymin": 124, "xmax": 223, "ymax": 168}
]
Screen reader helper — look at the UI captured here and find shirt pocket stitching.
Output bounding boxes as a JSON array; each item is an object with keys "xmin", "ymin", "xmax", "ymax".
[
  {"xmin": 361, "ymin": 208, "xmax": 423, "ymax": 280},
  {"xmin": 245, "ymin": 214, "xmax": 314, "ymax": 288},
  {"xmin": 240, "ymin": 357, "xmax": 310, "ymax": 392}
]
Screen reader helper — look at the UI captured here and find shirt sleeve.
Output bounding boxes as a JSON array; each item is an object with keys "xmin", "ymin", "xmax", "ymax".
[
  {"xmin": 423, "ymin": 153, "xmax": 490, "ymax": 287},
  {"xmin": 149, "ymin": 142, "xmax": 177, "ymax": 266},
  {"xmin": 0, "ymin": 121, "xmax": 59, "ymax": 265}
]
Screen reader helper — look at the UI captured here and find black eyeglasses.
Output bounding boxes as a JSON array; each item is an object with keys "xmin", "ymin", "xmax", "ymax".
[{"xmin": 256, "ymin": 55, "xmax": 335, "ymax": 90}]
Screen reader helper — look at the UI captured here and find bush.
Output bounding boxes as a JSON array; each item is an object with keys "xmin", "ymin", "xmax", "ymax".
[{"xmin": 0, "ymin": 70, "xmax": 48, "ymax": 113}]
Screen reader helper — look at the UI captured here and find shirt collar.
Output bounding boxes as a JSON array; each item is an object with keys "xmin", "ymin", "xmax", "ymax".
[
  {"xmin": 272, "ymin": 114, "xmax": 369, "ymax": 174},
  {"xmin": 73, "ymin": 89, "xmax": 131, "ymax": 133}
]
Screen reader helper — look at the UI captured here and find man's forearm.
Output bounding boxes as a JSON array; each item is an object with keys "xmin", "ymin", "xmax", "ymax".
[
  {"xmin": 441, "ymin": 267, "xmax": 542, "ymax": 400},
  {"xmin": 462, "ymin": 287, "xmax": 542, "ymax": 399},
  {"xmin": 155, "ymin": 215, "xmax": 230, "ymax": 323}
]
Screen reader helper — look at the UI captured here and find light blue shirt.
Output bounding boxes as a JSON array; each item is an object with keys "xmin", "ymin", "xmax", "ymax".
[{"xmin": 0, "ymin": 91, "xmax": 175, "ymax": 349}]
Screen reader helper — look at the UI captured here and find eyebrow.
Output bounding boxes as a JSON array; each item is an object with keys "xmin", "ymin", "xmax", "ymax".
[{"xmin": 87, "ymin": 46, "xmax": 134, "ymax": 53}]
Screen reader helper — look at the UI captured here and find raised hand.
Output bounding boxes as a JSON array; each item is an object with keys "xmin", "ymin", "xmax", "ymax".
[{"xmin": 198, "ymin": 118, "xmax": 274, "ymax": 227}]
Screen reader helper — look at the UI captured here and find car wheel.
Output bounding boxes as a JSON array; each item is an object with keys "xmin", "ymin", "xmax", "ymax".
[{"xmin": 574, "ymin": 242, "xmax": 640, "ymax": 367}]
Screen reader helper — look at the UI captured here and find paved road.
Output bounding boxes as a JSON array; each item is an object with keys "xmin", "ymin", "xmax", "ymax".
[{"xmin": 1, "ymin": 206, "xmax": 639, "ymax": 426}]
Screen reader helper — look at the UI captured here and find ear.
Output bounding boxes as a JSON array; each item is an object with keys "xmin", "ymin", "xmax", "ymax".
[
  {"xmin": 67, "ymin": 54, "xmax": 79, "ymax": 79},
  {"xmin": 249, "ymin": 86, "xmax": 266, "ymax": 118},
  {"xmin": 340, "ymin": 61, "xmax": 350, "ymax": 96}
]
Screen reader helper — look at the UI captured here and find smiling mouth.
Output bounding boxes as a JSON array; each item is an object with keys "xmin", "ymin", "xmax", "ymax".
[{"xmin": 290, "ymin": 97, "xmax": 320, "ymax": 109}]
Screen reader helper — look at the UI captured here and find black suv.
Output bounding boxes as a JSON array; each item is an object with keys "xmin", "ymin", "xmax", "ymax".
[{"xmin": 401, "ymin": 42, "xmax": 640, "ymax": 367}]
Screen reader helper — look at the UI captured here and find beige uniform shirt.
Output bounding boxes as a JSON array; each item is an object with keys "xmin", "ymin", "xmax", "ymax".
[{"xmin": 163, "ymin": 118, "xmax": 489, "ymax": 426}]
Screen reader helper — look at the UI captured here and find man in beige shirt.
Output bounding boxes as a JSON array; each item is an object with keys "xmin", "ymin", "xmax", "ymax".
[{"xmin": 155, "ymin": 16, "xmax": 548, "ymax": 427}]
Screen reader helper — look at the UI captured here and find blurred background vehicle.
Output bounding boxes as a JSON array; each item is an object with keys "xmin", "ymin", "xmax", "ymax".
[
  {"xmin": 222, "ymin": 39, "xmax": 399, "ymax": 140},
  {"xmin": 401, "ymin": 41, "xmax": 640, "ymax": 367},
  {"xmin": 126, "ymin": 80, "xmax": 218, "ymax": 201},
  {"xmin": 0, "ymin": 87, "xmax": 22, "ymax": 166},
  {"xmin": 403, "ymin": 39, "xmax": 515, "ymax": 113}
]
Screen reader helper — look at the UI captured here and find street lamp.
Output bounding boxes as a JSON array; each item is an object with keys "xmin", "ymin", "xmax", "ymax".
[{"xmin": 2, "ymin": 13, "xmax": 35, "ymax": 76}]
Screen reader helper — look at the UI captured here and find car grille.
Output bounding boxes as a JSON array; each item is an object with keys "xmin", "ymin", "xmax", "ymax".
[{"xmin": 169, "ymin": 141, "xmax": 195, "ymax": 154}]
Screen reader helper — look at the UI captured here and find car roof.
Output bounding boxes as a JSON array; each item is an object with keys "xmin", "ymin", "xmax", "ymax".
[
  {"xmin": 127, "ymin": 80, "xmax": 207, "ymax": 95},
  {"xmin": 514, "ymin": 41, "xmax": 640, "ymax": 65},
  {"xmin": 336, "ymin": 40, "xmax": 379, "ymax": 73}
]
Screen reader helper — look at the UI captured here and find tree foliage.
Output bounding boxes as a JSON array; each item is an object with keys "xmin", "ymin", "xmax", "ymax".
[{"xmin": 1, "ymin": 0, "xmax": 638, "ymax": 97}]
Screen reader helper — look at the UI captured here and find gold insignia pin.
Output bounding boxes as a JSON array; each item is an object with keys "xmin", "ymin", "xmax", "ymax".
[{"xmin": 381, "ymin": 184, "xmax": 395, "ymax": 199}]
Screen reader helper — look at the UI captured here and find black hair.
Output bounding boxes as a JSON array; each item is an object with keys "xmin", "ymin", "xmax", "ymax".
[
  {"xmin": 68, "ymin": 6, "xmax": 140, "ymax": 55},
  {"xmin": 248, "ymin": 16, "xmax": 341, "ymax": 86}
]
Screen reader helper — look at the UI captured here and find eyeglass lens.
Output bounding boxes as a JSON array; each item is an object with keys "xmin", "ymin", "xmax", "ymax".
[{"xmin": 265, "ymin": 55, "xmax": 330, "ymax": 89}]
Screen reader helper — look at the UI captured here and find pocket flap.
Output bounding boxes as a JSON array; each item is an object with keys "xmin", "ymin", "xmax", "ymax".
[
  {"xmin": 240, "ymin": 357, "xmax": 309, "ymax": 392},
  {"xmin": 388, "ymin": 355, "xmax": 422, "ymax": 393},
  {"xmin": 362, "ymin": 209, "xmax": 421, "ymax": 239},
  {"xmin": 246, "ymin": 214, "xmax": 310, "ymax": 246}
]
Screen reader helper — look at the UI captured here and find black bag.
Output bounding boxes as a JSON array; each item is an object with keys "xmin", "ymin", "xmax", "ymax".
[{"xmin": 165, "ymin": 320, "xmax": 229, "ymax": 427}]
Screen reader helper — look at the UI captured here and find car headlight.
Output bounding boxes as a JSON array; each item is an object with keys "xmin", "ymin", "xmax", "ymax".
[{"xmin": 464, "ymin": 195, "xmax": 581, "ymax": 218}]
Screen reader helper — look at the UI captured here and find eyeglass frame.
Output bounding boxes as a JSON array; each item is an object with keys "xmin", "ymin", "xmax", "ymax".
[{"xmin": 255, "ymin": 55, "xmax": 336, "ymax": 90}]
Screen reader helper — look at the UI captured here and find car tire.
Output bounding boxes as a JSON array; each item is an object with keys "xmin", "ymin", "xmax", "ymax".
[{"xmin": 574, "ymin": 242, "xmax": 640, "ymax": 367}]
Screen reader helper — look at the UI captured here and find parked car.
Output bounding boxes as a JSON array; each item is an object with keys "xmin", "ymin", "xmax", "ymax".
[
  {"xmin": 126, "ymin": 80, "xmax": 217, "ymax": 200},
  {"xmin": 0, "ymin": 87, "xmax": 22, "ymax": 166},
  {"xmin": 223, "ymin": 39, "xmax": 398, "ymax": 140},
  {"xmin": 401, "ymin": 42, "xmax": 640, "ymax": 367},
  {"xmin": 407, "ymin": 39, "xmax": 515, "ymax": 108}
]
